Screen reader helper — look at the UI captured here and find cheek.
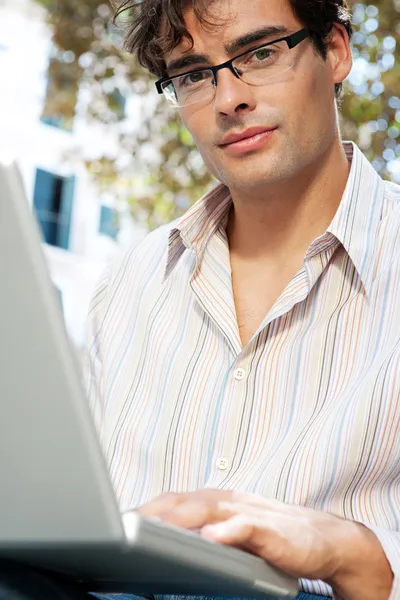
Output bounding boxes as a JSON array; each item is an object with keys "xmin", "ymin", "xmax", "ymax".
[
  {"xmin": 292, "ymin": 73, "xmax": 335, "ymax": 134},
  {"xmin": 307, "ymin": 64, "xmax": 336, "ymax": 113},
  {"xmin": 182, "ymin": 106, "xmax": 215, "ymax": 146},
  {"xmin": 182, "ymin": 113, "xmax": 221, "ymax": 169}
]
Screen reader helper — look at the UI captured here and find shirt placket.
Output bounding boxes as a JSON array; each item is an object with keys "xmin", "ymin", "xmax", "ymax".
[
  {"xmin": 206, "ymin": 346, "xmax": 255, "ymax": 487},
  {"xmin": 206, "ymin": 252, "xmax": 338, "ymax": 487}
]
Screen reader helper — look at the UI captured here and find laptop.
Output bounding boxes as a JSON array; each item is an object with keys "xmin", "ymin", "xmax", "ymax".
[{"xmin": 0, "ymin": 160, "xmax": 298, "ymax": 599}]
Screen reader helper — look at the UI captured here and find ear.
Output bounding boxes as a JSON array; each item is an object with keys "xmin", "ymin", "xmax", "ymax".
[{"xmin": 327, "ymin": 23, "xmax": 353, "ymax": 86}]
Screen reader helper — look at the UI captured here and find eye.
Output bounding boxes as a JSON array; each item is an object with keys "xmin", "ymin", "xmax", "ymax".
[
  {"xmin": 179, "ymin": 70, "xmax": 208, "ymax": 88},
  {"xmin": 253, "ymin": 48, "xmax": 274, "ymax": 61}
]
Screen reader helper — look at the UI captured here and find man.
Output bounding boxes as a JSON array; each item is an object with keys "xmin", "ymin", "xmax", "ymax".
[{"xmin": 85, "ymin": 0, "xmax": 400, "ymax": 598}]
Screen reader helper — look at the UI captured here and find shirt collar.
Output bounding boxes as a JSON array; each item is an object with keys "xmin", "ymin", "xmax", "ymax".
[
  {"xmin": 326, "ymin": 141, "xmax": 386, "ymax": 294},
  {"xmin": 165, "ymin": 141, "xmax": 386, "ymax": 294},
  {"xmin": 164, "ymin": 182, "xmax": 231, "ymax": 280}
]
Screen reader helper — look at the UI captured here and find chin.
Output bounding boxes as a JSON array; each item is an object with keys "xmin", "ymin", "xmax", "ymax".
[
  {"xmin": 207, "ymin": 143, "xmax": 285, "ymax": 187},
  {"xmin": 225, "ymin": 157, "xmax": 283, "ymax": 187}
]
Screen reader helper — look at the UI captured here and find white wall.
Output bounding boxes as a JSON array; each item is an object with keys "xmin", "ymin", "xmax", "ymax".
[{"xmin": 0, "ymin": 0, "xmax": 147, "ymax": 347}]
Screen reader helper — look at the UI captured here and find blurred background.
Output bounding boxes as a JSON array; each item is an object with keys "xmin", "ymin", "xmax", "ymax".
[{"xmin": 1, "ymin": 0, "xmax": 400, "ymax": 352}]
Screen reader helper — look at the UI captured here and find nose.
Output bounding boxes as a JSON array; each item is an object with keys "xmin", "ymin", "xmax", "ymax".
[{"xmin": 213, "ymin": 67, "xmax": 257, "ymax": 117}]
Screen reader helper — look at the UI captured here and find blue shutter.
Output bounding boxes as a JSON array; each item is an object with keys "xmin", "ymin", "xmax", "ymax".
[
  {"xmin": 99, "ymin": 206, "xmax": 119, "ymax": 240},
  {"xmin": 57, "ymin": 175, "xmax": 75, "ymax": 250},
  {"xmin": 33, "ymin": 168, "xmax": 57, "ymax": 245}
]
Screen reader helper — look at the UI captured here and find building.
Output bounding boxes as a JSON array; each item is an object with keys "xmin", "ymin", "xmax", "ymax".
[{"xmin": 0, "ymin": 0, "xmax": 147, "ymax": 348}]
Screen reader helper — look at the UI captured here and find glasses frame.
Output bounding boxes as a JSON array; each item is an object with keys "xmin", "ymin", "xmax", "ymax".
[{"xmin": 155, "ymin": 27, "xmax": 310, "ymax": 104}]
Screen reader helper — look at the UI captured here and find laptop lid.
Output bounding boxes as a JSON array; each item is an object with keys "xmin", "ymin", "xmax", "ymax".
[{"xmin": 0, "ymin": 160, "xmax": 124, "ymax": 545}]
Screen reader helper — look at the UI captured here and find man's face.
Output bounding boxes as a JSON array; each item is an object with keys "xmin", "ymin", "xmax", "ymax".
[{"xmin": 163, "ymin": 0, "xmax": 351, "ymax": 193}]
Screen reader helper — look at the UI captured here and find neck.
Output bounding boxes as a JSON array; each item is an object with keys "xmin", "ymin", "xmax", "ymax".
[{"xmin": 226, "ymin": 140, "xmax": 351, "ymax": 263}]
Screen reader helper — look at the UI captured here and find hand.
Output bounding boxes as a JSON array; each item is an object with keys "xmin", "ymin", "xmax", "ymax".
[
  {"xmin": 136, "ymin": 489, "xmax": 392, "ymax": 599},
  {"xmin": 137, "ymin": 489, "xmax": 349, "ymax": 579}
]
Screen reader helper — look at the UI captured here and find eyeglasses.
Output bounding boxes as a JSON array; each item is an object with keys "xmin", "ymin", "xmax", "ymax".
[{"xmin": 155, "ymin": 27, "xmax": 310, "ymax": 108}]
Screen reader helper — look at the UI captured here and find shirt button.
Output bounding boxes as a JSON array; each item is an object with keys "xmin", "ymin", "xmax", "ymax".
[
  {"xmin": 217, "ymin": 457, "xmax": 229, "ymax": 471},
  {"xmin": 234, "ymin": 368, "xmax": 247, "ymax": 381}
]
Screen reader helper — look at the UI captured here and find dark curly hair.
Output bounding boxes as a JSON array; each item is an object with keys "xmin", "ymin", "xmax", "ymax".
[{"xmin": 113, "ymin": 0, "xmax": 353, "ymax": 100}]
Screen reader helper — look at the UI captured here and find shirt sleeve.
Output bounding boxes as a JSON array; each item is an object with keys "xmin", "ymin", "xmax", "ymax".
[
  {"xmin": 365, "ymin": 525, "xmax": 400, "ymax": 600},
  {"xmin": 82, "ymin": 265, "xmax": 112, "ymax": 446}
]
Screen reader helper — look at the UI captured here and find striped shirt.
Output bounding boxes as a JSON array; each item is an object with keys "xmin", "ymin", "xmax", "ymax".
[{"xmin": 85, "ymin": 142, "xmax": 400, "ymax": 598}]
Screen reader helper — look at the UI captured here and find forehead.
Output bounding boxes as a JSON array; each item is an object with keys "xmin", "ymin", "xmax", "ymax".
[{"xmin": 168, "ymin": 0, "xmax": 300, "ymax": 57}]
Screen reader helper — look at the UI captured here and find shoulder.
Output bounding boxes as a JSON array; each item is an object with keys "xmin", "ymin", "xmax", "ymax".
[
  {"xmin": 377, "ymin": 179, "xmax": 400, "ymax": 267},
  {"xmin": 108, "ymin": 219, "xmax": 179, "ymax": 288},
  {"xmin": 383, "ymin": 179, "xmax": 400, "ymax": 216},
  {"xmin": 88, "ymin": 219, "xmax": 179, "ymax": 326}
]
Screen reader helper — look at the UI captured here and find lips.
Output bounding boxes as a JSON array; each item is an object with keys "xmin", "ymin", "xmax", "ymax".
[{"xmin": 219, "ymin": 126, "xmax": 277, "ymax": 146}]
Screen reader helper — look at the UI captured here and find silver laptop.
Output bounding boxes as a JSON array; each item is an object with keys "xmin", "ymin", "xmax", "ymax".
[{"xmin": 0, "ymin": 160, "xmax": 298, "ymax": 599}]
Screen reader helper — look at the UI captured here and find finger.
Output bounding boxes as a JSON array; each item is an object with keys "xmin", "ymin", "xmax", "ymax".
[
  {"xmin": 136, "ymin": 489, "xmax": 234, "ymax": 519},
  {"xmin": 231, "ymin": 492, "xmax": 285, "ymax": 512},
  {"xmin": 219, "ymin": 502, "xmax": 306, "ymax": 545},
  {"xmin": 136, "ymin": 492, "xmax": 186, "ymax": 517},
  {"xmin": 203, "ymin": 510, "xmax": 289, "ymax": 555},
  {"xmin": 158, "ymin": 498, "xmax": 277, "ymax": 530},
  {"xmin": 201, "ymin": 513, "xmax": 260, "ymax": 548},
  {"xmin": 202, "ymin": 512, "xmax": 315, "ymax": 578},
  {"xmin": 217, "ymin": 500, "xmax": 280, "ymax": 522},
  {"xmin": 157, "ymin": 498, "xmax": 235, "ymax": 529}
]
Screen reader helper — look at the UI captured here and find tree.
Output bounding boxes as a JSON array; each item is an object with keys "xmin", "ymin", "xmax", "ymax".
[
  {"xmin": 340, "ymin": 0, "xmax": 400, "ymax": 182},
  {"xmin": 35, "ymin": 0, "xmax": 400, "ymax": 229}
]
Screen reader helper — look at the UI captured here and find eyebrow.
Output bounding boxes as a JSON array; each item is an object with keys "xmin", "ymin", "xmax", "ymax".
[{"xmin": 165, "ymin": 25, "xmax": 290, "ymax": 76}]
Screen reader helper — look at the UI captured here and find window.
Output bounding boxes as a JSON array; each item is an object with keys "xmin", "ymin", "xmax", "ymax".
[
  {"xmin": 41, "ymin": 115, "xmax": 68, "ymax": 129},
  {"xmin": 107, "ymin": 88, "xmax": 126, "ymax": 120},
  {"xmin": 33, "ymin": 168, "xmax": 75, "ymax": 250},
  {"xmin": 99, "ymin": 205, "xmax": 119, "ymax": 240},
  {"xmin": 41, "ymin": 53, "xmax": 80, "ymax": 132}
]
